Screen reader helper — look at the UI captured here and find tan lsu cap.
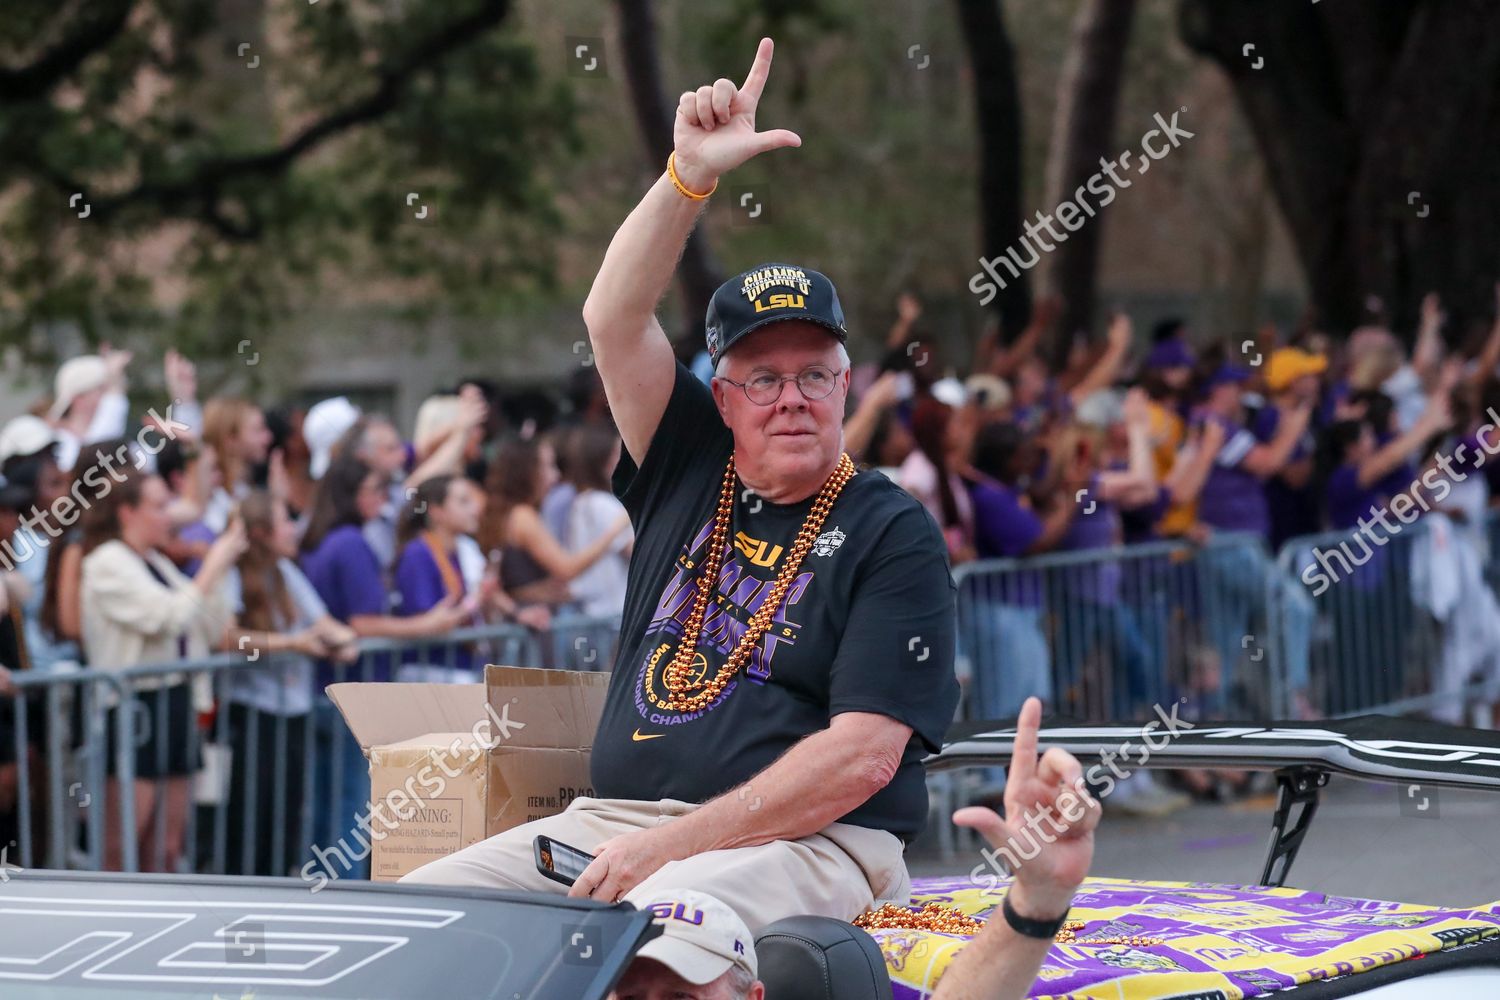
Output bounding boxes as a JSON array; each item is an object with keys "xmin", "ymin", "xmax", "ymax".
[{"xmin": 632, "ymin": 889, "xmax": 758, "ymax": 984}]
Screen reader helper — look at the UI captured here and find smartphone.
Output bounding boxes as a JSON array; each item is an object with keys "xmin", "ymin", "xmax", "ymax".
[{"xmin": 534, "ymin": 835, "xmax": 596, "ymax": 888}]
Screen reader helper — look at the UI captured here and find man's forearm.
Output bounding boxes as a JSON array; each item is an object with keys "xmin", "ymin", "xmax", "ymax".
[
  {"xmin": 1243, "ymin": 414, "xmax": 1307, "ymax": 478},
  {"xmin": 1167, "ymin": 441, "xmax": 1215, "ymax": 505},
  {"xmin": 581, "ymin": 171, "xmax": 710, "ymax": 339},
  {"xmin": 1126, "ymin": 423, "xmax": 1154, "ymax": 485},
  {"xmin": 929, "ymin": 911, "xmax": 1054, "ymax": 1000},
  {"xmin": 844, "ymin": 390, "xmax": 890, "ymax": 461},
  {"xmin": 666, "ymin": 726, "xmax": 886, "ymax": 855}
]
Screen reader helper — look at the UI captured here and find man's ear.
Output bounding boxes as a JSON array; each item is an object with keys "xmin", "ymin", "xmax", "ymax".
[
  {"xmin": 710, "ymin": 376, "xmax": 731, "ymax": 421},
  {"xmin": 749, "ymin": 981, "xmax": 766, "ymax": 1000}
]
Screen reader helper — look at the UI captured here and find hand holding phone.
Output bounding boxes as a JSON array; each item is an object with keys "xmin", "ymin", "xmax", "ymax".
[{"xmin": 534, "ymin": 835, "xmax": 596, "ymax": 888}]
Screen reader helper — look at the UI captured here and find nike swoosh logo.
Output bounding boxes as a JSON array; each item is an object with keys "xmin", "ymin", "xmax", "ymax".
[{"xmin": 632, "ymin": 729, "xmax": 665, "ymax": 742}]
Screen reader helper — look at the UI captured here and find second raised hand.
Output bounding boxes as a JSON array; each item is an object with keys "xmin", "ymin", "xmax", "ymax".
[{"xmin": 671, "ymin": 37, "xmax": 802, "ymax": 193}]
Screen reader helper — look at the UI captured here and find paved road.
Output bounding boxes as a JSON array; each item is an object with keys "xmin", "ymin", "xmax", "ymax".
[{"xmin": 910, "ymin": 777, "xmax": 1500, "ymax": 907}]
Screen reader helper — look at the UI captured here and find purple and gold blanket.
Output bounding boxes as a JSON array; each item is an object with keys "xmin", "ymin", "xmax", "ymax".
[{"xmin": 873, "ymin": 876, "xmax": 1500, "ymax": 998}]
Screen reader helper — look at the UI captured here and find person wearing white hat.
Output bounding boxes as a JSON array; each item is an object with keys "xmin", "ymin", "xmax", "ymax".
[
  {"xmin": 49, "ymin": 348, "xmax": 132, "ymax": 471},
  {"xmin": 302, "ymin": 397, "xmax": 362, "ymax": 480},
  {"xmin": 0, "ymin": 416, "xmax": 60, "ymax": 467},
  {"xmin": 609, "ymin": 889, "xmax": 762, "ymax": 1000}
]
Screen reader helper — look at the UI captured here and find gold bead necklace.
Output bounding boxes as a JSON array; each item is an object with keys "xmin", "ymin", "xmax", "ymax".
[
  {"xmin": 853, "ymin": 903, "xmax": 1163, "ymax": 947},
  {"xmin": 657, "ymin": 451, "xmax": 855, "ymax": 713},
  {"xmin": 853, "ymin": 902, "xmax": 982, "ymax": 936}
]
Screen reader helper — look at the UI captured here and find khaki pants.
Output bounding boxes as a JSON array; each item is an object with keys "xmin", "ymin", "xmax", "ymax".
[{"xmin": 398, "ymin": 796, "xmax": 911, "ymax": 933}]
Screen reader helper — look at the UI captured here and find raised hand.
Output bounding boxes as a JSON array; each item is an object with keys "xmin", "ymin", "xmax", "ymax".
[
  {"xmin": 1422, "ymin": 390, "xmax": 1455, "ymax": 433},
  {"xmin": 862, "ymin": 370, "xmax": 906, "ymax": 412},
  {"xmin": 952, "ymin": 697, "xmax": 1100, "ymax": 918},
  {"xmin": 1196, "ymin": 416, "xmax": 1227, "ymax": 455},
  {"xmin": 1420, "ymin": 292, "xmax": 1445, "ymax": 330},
  {"xmin": 896, "ymin": 292, "xmax": 923, "ymax": 325},
  {"xmin": 215, "ymin": 517, "xmax": 250, "ymax": 562},
  {"xmin": 164, "ymin": 349, "xmax": 197, "ymax": 403},
  {"xmin": 266, "ymin": 448, "xmax": 290, "ymax": 501},
  {"xmin": 100, "ymin": 343, "xmax": 133, "ymax": 390},
  {"xmin": 672, "ymin": 38, "xmax": 801, "ymax": 192},
  {"xmin": 454, "ymin": 391, "xmax": 488, "ymax": 432}
]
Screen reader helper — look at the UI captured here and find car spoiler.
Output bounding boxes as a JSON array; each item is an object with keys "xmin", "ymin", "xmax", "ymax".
[{"xmin": 927, "ymin": 714, "xmax": 1500, "ymax": 888}]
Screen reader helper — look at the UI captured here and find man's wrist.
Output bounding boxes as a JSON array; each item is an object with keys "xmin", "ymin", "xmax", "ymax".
[
  {"xmin": 670, "ymin": 152, "xmax": 718, "ymax": 197},
  {"xmin": 659, "ymin": 808, "xmax": 711, "ymax": 859},
  {"xmin": 1006, "ymin": 881, "xmax": 1075, "ymax": 924}
]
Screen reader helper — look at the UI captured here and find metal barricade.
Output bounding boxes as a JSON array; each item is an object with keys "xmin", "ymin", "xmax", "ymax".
[
  {"xmin": 1274, "ymin": 515, "xmax": 1500, "ymax": 721},
  {"xmin": 953, "ymin": 532, "xmax": 1276, "ymax": 725},
  {"xmin": 1, "ymin": 617, "xmax": 620, "ymax": 878}
]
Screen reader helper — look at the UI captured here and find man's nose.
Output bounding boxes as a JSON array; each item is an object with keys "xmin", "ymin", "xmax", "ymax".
[{"xmin": 773, "ymin": 378, "xmax": 811, "ymax": 408}]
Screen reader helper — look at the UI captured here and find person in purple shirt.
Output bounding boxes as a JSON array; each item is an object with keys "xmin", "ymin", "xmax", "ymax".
[
  {"xmin": 1325, "ymin": 401, "xmax": 1450, "ymax": 531},
  {"xmin": 1051, "ymin": 393, "xmax": 1161, "ymax": 719},
  {"xmin": 1174, "ymin": 365, "xmax": 1316, "ymax": 715},
  {"xmin": 298, "ymin": 454, "xmax": 469, "ymax": 879},
  {"xmin": 393, "ymin": 474, "xmax": 485, "ymax": 676},
  {"xmin": 300, "ymin": 457, "xmax": 469, "ymax": 654},
  {"xmin": 1187, "ymin": 366, "xmax": 1313, "ymax": 537},
  {"xmin": 1342, "ymin": 389, "xmax": 1421, "ymax": 502},
  {"xmin": 964, "ymin": 424, "xmax": 1078, "ymax": 730},
  {"xmin": 1318, "ymin": 400, "xmax": 1452, "ymax": 711}
]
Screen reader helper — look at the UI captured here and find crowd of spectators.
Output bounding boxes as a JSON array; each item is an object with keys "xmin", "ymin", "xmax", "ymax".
[
  {"xmin": 1, "ymin": 282, "xmax": 1497, "ymax": 870},
  {"xmin": 838, "ymin": 290, "xmax": 1500, "ymax": 757},
  {"xmin": 0, "ymin": 348, "xmax": 633, "ymax": 874}
]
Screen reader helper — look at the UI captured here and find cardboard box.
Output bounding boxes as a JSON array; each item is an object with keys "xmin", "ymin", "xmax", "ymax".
[{"xmin": 328, "ymin": 665, "xmax": 609, "ymax": 882}]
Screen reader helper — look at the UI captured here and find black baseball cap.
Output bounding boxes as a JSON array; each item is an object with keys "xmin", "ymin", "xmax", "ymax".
[{"xmin": 705, "ymin": 263, "xmax": 848, "ymax": 368}]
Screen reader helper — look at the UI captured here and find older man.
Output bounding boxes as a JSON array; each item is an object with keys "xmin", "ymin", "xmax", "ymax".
[
  {"xmin": 609, "ymin": 889, "xmax": 763, "ymax": 1000},
  {"xmin": 401, "ymin": 37, "xmax": 958, "ymax": 932}
]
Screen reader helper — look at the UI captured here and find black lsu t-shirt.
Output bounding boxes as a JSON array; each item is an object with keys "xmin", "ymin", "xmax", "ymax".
[{"xmin": 591, "ymin": 362, "xmax": 959, "ymax": 840}]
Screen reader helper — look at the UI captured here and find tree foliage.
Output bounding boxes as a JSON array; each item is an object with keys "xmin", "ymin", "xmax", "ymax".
[{"xmin": 0, "ymin": 0, "xmax": 577, "ymax": 365}]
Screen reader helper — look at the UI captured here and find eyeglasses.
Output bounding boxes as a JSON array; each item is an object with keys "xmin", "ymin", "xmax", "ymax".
[{"xmin": 718, "ymin": 365, "xmax": 843, "ymax": 406}]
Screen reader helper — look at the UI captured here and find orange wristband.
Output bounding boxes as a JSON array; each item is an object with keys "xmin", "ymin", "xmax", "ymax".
[{"xmin": 667, "ymin": 152, "xmax": 717, "ymax": 201}]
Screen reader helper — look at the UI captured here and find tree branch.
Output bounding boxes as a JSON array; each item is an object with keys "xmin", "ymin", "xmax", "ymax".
[
  {"xmin": 81, "ymin": 0, "xmax": 512, "ymax": 226},
  {"xmin": 0, "ymin": 0, "xmax": 137, "ymax": 101},
  {"xmin": 953, "ymin": 0, "xmax": 1031, "ymax": 337}
]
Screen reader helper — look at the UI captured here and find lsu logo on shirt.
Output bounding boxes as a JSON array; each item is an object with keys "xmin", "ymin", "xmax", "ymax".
[{"xmin": 734, "ymin": 530, "xmax": 782, "ymax": 567}]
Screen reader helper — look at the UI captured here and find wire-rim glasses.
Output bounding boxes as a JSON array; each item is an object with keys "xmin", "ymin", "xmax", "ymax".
[{"xmin": 718, "ymin": 365, "xmax": 843, "ymax": 406}]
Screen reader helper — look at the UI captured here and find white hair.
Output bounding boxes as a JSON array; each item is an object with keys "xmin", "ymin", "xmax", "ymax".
[
  {"xmin": 721, "ymin": 964, "xmax": 758, "ymax": 999},
  {"xmin": 714, "ymin": 339, "xmax": 850, "ymax": 378}
]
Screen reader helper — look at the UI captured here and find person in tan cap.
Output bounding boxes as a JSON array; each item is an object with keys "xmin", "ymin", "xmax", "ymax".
[
  {"xmin": 48, "ymin": 349, "xmax": 132, "ymax": 471},
  {"xmin": 610, "ymin": 888, "xmax": 762, "ymax": 999}
]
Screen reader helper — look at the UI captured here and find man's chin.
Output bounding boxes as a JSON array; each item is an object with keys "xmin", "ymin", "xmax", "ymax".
[{"xmin": 765, "ymin": 435, "xmax": 824, "ymax": 460}]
